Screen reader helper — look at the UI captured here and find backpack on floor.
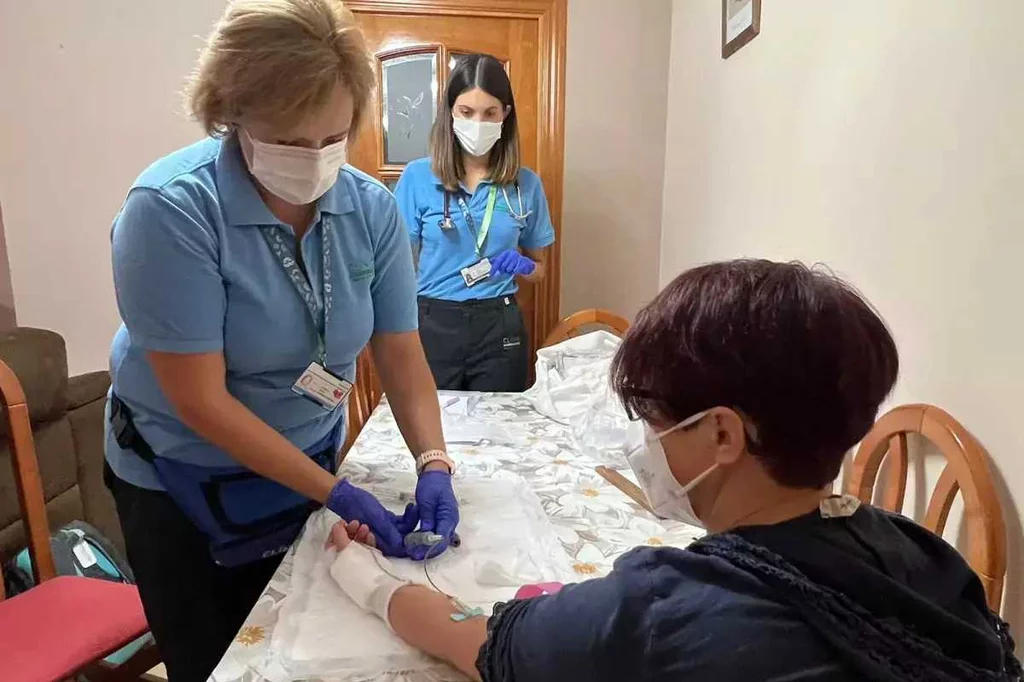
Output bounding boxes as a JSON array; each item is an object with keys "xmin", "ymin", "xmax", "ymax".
[{"xmin": 2, "ymin": 521, "xmax": 154, "ymax": 667}]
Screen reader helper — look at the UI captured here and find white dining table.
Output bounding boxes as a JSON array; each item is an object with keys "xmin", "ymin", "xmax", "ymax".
[{"xmin": 210, "ymin": 391, "xmax": 703, "ymax": 682}]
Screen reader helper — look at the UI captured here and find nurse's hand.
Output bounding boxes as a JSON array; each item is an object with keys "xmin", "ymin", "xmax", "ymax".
[
  {"xmin": 412, "ymin": 468, "xmax": 459, "ymax": 561},
  {"xmin": 327, "ymin": 479, "xmax": 420, "ymax": 558},
  {"xmin": 491, "ymin": 249, "xmax": 536, "ymax": 276}
]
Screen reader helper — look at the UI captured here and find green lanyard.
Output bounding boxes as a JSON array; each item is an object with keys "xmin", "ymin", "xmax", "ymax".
[{"xmin": 454, "ymin": 185, "xmax": 498, "ymax": 257}]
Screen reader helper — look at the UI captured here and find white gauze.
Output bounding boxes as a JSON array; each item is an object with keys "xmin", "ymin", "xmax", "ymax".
[{"xmin": 329, "ymin": 543, "xmax": 409, "ymax": 628}]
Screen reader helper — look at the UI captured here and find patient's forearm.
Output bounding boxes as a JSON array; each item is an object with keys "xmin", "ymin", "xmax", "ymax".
[
  {"xmin": 388, "ymin": 585, "xmax": 487, "ymax": 681},
  {"xmin": 330, "ymin": 544, "xmax": 487, "ymax": 679}
]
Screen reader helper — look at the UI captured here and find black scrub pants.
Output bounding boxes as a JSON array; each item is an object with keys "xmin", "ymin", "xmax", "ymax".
[
  {"xmin": 104, "ymin": 464, "xmax": 282, "ymax": 682},
  {"xmin": 418, "ymin": 295, "xmax": 530, "ymax": 392}
]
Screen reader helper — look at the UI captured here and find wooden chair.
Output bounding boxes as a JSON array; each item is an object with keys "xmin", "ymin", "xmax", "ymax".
[
  {"xmin": 846, "ymin": 404, "xmax": 1007, "ymax": 611},
  {"xmin": 341, "ymin": 349, "xmax": 383, "ymax": 459},
  {"xmin": 0, "ymin": 359, "xmax": 158, "ymax": 681},
  {"xmin": 541, "ymin": 308, "xmax": 630, "ymax": 348}
]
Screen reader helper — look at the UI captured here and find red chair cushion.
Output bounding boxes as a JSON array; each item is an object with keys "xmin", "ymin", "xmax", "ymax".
[{"xmin": 0, "ymin": 576, "xmax": 149, "ymax": 682}]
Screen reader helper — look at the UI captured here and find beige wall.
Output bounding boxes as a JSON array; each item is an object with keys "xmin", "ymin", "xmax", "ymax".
[
  {"xmin": 0, "ymin": 1, "xmax": 225, "ymax": 374},
  {"xmin": 663, "ymin": 0, "xmax": 1024, "ymax": 630},
  {"xmin": 562, "ymin": 0, "xmax": 672, "ymax": 320}
]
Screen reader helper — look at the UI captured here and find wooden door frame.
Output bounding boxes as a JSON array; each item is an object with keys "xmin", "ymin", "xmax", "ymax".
[{"xmin": 347, "ymin": 0, "xmax": 568, "ymax": 354}]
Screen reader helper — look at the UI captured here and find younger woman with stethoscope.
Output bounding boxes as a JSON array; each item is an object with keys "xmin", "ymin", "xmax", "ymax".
[{"xmin": 395, "ymin": 53, "xmax": 555, "ymax": 392}]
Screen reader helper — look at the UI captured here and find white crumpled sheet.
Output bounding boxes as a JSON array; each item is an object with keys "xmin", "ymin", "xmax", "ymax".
[
  {"xmin": 270, "ymin": 473, "xmax": 574, "ymax": 681},
  {"xmin": 437, "ymin": 394, "xmax": 522, "ymax": 446},
  {"xmin": 524, "ymin": 331, "xmax": 633, "ymax": 467}
]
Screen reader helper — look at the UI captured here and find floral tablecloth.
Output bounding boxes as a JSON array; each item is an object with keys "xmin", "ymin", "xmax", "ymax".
[{"xmin": 211, "ymin": 392, "xmax": 704, "ymax": 682}]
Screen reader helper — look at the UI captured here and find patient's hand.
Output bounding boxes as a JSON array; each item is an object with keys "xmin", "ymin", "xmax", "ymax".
[{"xmin": 326, "ymin": 519, "xmax": 377, "ymax": 551}]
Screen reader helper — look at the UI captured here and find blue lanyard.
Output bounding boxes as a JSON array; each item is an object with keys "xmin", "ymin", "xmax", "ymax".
[{"xmin": 261, "ymin": 224, "xmax": 333, "ymax": 365}]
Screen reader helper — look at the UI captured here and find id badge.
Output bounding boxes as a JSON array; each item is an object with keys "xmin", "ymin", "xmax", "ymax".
[
  {"xmin": 291, "ymin": 362, "xmax": 353, "ymax": 411},
  {"xmin": 461, "ymin": 258, "xmax": 492, "ymax": 287}
]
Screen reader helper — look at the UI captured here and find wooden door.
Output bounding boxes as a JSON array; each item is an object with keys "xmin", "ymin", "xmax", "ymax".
[{"xmin": 347, "ymin": 0, "xmax": 566, "ymax": 368}]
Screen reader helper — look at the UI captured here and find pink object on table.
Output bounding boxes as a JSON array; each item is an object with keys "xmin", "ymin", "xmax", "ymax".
[{"xmin": 515, "ymin": 582, "xmax": 564, "ymax": 599}]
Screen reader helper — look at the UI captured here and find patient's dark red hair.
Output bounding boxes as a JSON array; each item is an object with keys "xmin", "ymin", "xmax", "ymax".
[{"xmin": 611, "ymin": 259, "xmax": 899, "ymax": 489}]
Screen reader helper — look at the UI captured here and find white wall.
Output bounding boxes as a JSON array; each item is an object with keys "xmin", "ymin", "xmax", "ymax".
[
  {"xmin": 663, "ymin": 0, "xmax": 1024, "ymax": 632},
  {"xmin": 0, "ymin": 1, "xmax": 224, "ymax": 374},
  {"xmin": 562, "ymin": 0, "xmax": 672, "ymax": 320}
]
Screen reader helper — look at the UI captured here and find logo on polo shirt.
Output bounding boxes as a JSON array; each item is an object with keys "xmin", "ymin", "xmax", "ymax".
[{"xmin": 348, "ymin": 261, "xmax": 374, "ymax": 282}]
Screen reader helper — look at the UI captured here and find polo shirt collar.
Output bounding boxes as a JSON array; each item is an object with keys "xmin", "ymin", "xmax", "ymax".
[
  {"xmin": 431, "ymin": 167, "xmax": 493, "ymax": 195},
  {"xmin": 317, "ymin": 172, "xmax": 355, "ymax": 216},
  {"xmin": 215, "ymin": 133, "xmax": 354, "ymax": 227}
]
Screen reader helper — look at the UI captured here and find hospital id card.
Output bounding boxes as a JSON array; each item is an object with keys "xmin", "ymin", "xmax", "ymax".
[
  {"xmin": 292, "ymin": 362, "xmax": 353, "ymax": 411},
  {"xmin": 461, "ymin": 258, "xmax": 491, "ymax": 287}
]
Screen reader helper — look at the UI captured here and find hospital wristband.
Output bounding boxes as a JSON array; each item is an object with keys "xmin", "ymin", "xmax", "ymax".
[{"xmin": 415, "ymin": 449, "xmax": 454, "ymax": 475}]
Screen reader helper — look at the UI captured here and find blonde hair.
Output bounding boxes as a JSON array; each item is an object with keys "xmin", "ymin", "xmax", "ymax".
[
  {"xmin": 186, "ymin": 0, "xmax": 374, "ymax": 137},
  {"xmin": 431, "ymin": 54, "xmax": 520, "ymax": 191}
]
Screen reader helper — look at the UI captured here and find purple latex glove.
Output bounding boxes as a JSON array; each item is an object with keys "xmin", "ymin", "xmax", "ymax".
[
  {"xmin": 327, "ymin": 479, "xmax": 419, "ymax": 558},
  {"xmin": 491, "ymin": 249, "xmax": 536, "ymax": 276},
  {"xmin": 411, "ymin": 470, "xmax": 460, "ymax": 561}
]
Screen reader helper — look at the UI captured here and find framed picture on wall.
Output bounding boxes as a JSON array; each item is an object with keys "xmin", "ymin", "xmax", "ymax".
[{"xmin": 722, "ymin": 0, "xmax": 761, "ymax": 59}]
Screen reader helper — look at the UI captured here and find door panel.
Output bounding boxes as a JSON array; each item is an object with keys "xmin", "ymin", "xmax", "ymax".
[
  {"xmin": 352, "ymin": 14, "xmax": 540, "ymax": 180},
  {"xmin": 380, "ymin": 52, "xmax": 438, "ymax": 165},
  {"xmin": 346, "ymin": 0, "xmax": 565, "ymax": 400}
]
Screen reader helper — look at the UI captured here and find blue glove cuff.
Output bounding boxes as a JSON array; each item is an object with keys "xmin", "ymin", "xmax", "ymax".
[{"xmin": 327, "ymin": 478, "xmax": 350, "ymax": 510}]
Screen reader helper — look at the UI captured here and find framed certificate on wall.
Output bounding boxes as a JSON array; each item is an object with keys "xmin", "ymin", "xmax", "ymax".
[{"xmin": 722, "ymin": 0, "xmax": 761, "ymax": 59}]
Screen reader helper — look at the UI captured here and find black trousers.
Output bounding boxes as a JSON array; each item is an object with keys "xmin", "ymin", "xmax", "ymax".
[
  {"xmin": 418, "ymin": 295, "xmax": 530, "ymax": 392},
  {"xmin": 104, "ymin": 464, "xmax": 282, "ymax": 682}
]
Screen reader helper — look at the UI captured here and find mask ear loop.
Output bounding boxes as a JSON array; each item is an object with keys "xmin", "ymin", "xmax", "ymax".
[
  {"xmin": 649, "ymin": 409, "xmax": 711, "ymax": 443},
  {"xmin": 677, "ymin": 460, "xmax": 721, "ymax": 495},
  {"xmin": 655, "ymin": 408, "xmax": 761, "ymax": 450}
]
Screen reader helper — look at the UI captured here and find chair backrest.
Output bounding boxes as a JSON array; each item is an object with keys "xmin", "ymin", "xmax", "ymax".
[
  {"xmin": 341, "ymin": 349, "xmax": 383, "ymax": 459},
  {"xmin": 0, "ymin": 358, "xmax": 56, "ymax": 600},
  {"xmin": 541, "ymin": 308, "xmax": 630, "ymax": 348},
  {"xmin": 845, "ymin": 403, "xmax": 1006, "ymax": 611}
]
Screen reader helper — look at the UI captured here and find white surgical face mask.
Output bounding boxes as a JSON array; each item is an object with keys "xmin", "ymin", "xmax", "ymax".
[
  {"xmin": 453, "ymin": 117, "xmax": 503, "ymax": 157},
  {"xmin": 241, "ymin": 129, "xmax": 348, "ymax": 205},
  {"xmin": 625, "ymin": 411, "xmax": 719, "ymax": 528}
]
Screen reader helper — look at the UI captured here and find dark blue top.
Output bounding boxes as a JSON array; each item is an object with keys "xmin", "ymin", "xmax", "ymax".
[
  {"xmin": 477, "ymin": 503, "xmax": 1012, "ymax": 682},
  {"xmin": 479, "ymin": 545, "xmax": 855, "ymax": 681}
]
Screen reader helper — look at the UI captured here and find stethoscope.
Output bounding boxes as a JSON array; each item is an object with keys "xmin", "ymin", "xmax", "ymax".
[{"xmin": 438, "ymin": 184, "xmax": 531, "ymax": 231}]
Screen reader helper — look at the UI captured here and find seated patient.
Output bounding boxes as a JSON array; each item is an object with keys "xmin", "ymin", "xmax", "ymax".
[{"xmin": 327, "ymin": 259, "xmax": 1021, "ymax": 682}]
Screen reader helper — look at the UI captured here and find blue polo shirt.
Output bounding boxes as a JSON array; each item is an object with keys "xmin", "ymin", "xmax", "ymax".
[
  {"xmin": 106, "ymin": 135, "xmax": 418, "ymax": 491},
  {"xmin": 394, "ymin": 157, "xmax": 555, "ymax": 301}
]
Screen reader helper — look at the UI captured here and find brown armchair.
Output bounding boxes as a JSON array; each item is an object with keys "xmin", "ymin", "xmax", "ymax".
[{"xmin": 0, "ymin": 327, "xmax": 123, "ymax": 560}]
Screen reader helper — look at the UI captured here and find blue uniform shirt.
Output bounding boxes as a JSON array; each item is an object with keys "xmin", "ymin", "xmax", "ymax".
[
  {"xmin": 394, "ymin": 157, "xmax": 555, "ymax": 301},
  {"xmin": 106, "ymin": 136, "xmax": 418, "ymax": 490}
]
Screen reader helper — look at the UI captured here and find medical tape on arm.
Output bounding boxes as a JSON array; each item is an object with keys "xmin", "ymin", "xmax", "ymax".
[{"xmin": 330, "ymin": 543, "xmax": 411, "ymax": 630}]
